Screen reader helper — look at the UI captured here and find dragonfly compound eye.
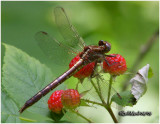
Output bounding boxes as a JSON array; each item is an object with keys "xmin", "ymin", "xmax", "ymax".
[
  {"xmin": 104, "ymin": 42, "xmax": 111, "ymax": 52},
  {"xmin": 98, "ymin": 40, "xmax": 104, "ymax": 46}
]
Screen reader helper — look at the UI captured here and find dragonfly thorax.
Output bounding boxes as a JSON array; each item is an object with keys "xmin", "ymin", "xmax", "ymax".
[{"xmin": 80, "ymin": 45, "xmax": 108, "ymax": 65}]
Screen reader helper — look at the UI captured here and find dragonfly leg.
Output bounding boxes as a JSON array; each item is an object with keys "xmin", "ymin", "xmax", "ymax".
[
  {"xmin": 90, "ymin": 61, "xmax": 98, "ymax": 78},
  {"xmin": 104, "ymin": 54, "xmax": 116, "ymax": 66},
  {"xmin": 104, "ymin": 57, "xmax": 111, "ymax": 66},
  {"xmin": 91, "ymin": 73, "xmax": 100, "ymax": 79},
  {"xmin": 105, "ymin": 54, "xmax": 117, "ymax": 57},
  {"xmin": 104, "ymin": 55, "xmax": 121, "ymax": 67},
  {"xmin": 91, "ymin": 67, "xmax": 123, "ymax": 100},
  {"xmin": 117, "ymin": 93, "xmax": 122, "ymax": 99}
]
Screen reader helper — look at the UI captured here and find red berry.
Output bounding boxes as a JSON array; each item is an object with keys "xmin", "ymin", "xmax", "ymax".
[
  {"xmin": 48, "ymin": 90, "xmax": 64, "ymax": 114},
  {"xmin": 61, "ymin": 89, "xmax": 80, "ymax": 109},
  {"xmin": 69, "ymin": 54, "xmax": 95, "ymax": 79},
  {"xmin": 103, "ymin": 54, "xmax": 127, "ymax": 75}
]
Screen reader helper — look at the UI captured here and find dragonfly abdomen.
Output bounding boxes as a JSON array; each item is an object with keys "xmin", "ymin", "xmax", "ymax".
[{"xmin": 19, "ymin": 59, "xmax": 84, "ymax": 113}]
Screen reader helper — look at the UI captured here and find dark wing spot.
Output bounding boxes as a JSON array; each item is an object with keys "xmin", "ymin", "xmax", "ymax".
[
  {"xmin": 41, "ymin": 31, "xmax": 48, "ymax": 35},
  {"xmin": 61, "ymin": 7, "xmax": 65, "ymax": 12}
]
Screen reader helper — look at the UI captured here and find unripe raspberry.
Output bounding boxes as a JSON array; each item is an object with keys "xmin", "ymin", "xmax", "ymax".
[
  {"xmin": 69, "ymin": 54, "xmax": 95, "ymax": 79},
  {"xmin": 61, "ymin": 89, "xmax": 80, "ymax": 109},
  {"xmin": 48, "ymin": 90, "xmax": 64, "ymax": 114},
  {"xmin": 103, "ymin": 54, "xmax": 127, "ymax": 75}
]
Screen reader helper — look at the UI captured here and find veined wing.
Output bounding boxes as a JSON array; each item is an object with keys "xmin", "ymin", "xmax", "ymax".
[
  {"xmin": 35, "ymin": 31, "xmax": 76, "ymax": 66},
  {"xmin": 80, "ymin": 74, "xmax": 123, "ymax": 110},
  {"xmin": 80, "ymin": 74, "xmax": 119, "ymax": 102},
  {"xmin": 54, "ymin": 7, "xmax": 86, "ymax": 52}
]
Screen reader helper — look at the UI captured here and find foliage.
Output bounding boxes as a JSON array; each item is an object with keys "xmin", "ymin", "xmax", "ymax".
[
  {"xmin": 111, "ymin": 91, "xmax": 137, "ymax": 107},
  {"xmin": 2, "ymin": 43, "xmax": 55, "ymax": 122}
]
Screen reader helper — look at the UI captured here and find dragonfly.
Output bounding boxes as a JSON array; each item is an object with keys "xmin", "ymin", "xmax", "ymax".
[{"xmin": 19, "ymin": 7, "xmax": 117, "ymax": 113}]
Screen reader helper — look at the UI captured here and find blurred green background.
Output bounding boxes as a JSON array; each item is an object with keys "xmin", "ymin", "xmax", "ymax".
[{"xmin": 1, "ymin": 1, "xmax": 159, "ymax": 123}]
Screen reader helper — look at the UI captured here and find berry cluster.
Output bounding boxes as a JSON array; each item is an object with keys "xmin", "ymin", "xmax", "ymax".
[
  {"xmin": 48, "ymin": 89, "xmax": 80, "ymax": 114},
  {"xmin": 69, "ymin": 54, "xmax": 127, "ymax": 78},
  {"xmin": 61, "ymin": 89, "xmax": 80, "ymax": 109},
  {"xmin": 48, "ymin": 90, "xmax": 64, "ymax": 114},
  {"xmin": 103, "ymin": 54, "xmax": 127, "ymax": 75}
]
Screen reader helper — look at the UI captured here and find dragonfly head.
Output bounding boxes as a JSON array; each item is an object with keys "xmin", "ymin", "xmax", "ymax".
[{"xmin": 98, "ymin": 40, "xmax": 111, "ymax": 53}]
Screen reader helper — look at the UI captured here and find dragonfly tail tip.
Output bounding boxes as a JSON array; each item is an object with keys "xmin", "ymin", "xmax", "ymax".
[{"xmin": 19, "ymin": 105, "xmax": 26, "ymax": 113}]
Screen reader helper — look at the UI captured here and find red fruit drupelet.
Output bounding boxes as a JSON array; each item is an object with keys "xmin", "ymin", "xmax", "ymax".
[
  {"xmin": 103, "ymin": 54, "xmax": 127, "ymax": 76},
  {"xmin": 61, "ymin": 89, "xmax": 80, "ymax": 109},
  {"xmin": 69, "ymin": 54, "xmax": 95, "ymax": 79},
  {"xmin": 48, "ymin": 90, "xmax": 64, "ymax": 114}
]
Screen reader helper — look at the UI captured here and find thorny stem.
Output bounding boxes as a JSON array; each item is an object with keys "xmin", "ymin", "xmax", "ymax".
[
  {"xmin": 82, "ymin": 97, "xmax": 118, "ymax": 123},
  {"xmin": 104, "ymin": 106, "xmax": 118, "ymax": 123},
  {"xmin": 70, "ymin": 109, "xmax": 93, "ymax": 123},
  {"xmin": 82, "ymin": 99, "xmax": 104, "ymax": 107},
  {"xmin": 96, "ymin": 76, "xmax": 106, "ymax": 104},
  {"xmin": 105, "ymin": 75, "xmax": 118, "ymax": 123},
  {"xmin": 107, "ymin": 75, "xmax": 113, "ymax": 105},
  {"xmin": 109, "ymin": 100, "xmax": 112, "ymax": 107},
  {"xmin": 90, "ymin": 79, "xmax": 105, "ymax": 104},
  {"xmin": 91, "ymin": 74, "xmax": 118, "ymax": 123},
  {"xmin": 96, "ymin": 77, "xmax": 103, "ymax": 97},
  {"xmin": 90, "ymin": 61, "xmax": 105, "ymax": 104}
]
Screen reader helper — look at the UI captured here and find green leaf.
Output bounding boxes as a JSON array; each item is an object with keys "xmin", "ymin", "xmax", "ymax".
[
  {"xmin": 2, "ymin": 88, "xmax": 53, "ymax": 123},
  {"xmin": 19, "ymin": 111, "xmax": 54, "ymax": 123},
  {"xmin": 48, "ymin": 111, "xmax": 65, "ymax": 122},
  {"xmin": 2, "ymin": 43, "xmax": 61, "ymax": 117},
  {"xmin": 148, "ymin": 67, "xmax": 153, "ymax": 78},
  {"xmin": 65, "ymin": 76, "xmax": 78, "ymax": 89},
  {"xmin": 111, "ymin": 91, "xmax": 137, "ymax": 107},
  {"xmin": 1, "ymin": 90, "xmax": 20, "ymax": 123}
]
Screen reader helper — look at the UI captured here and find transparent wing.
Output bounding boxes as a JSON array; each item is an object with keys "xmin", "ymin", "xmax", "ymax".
[
  {"xmin": 79, "ymin": 73, "xmax": 124, "ymax": 110},
  {"xmin": 54, "ymin": 7, "xmax": 86, "ymax": 52},
  {"xmin": 81, "ymin": 74, "xmax": 116, "ymax": 102},
  {"xmin": 35, "ymin": 31, "xmax": 76, "ymax": 65}
]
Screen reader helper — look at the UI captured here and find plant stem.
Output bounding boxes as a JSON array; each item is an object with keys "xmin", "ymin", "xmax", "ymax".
[
  {"xmin": 82, "ymin": 99, "xmax": 104, "ymax": 107},
  {"xmin": 96, "ymin": 77, "xmax": 102, "ymax": 97},
  {"xmin": 90, "ymin": 74, "xmax": 118, "ymax": 123},
  {"xmin": 90, "ymin": 79, "xmax": 105, "ymax": 104},
  {"xmin": 70, "ymin": 109, "xmax": 93, "ymax": 123},
  {"xmin": 106, "ymin": 75, "xmax": 118, "ymax": 123},
  {"xmin": 107, "ymin": 75, "xmax": 113, "ymax": 105},
  {"xmin": 105, "ymin": 106, "xmax": 118, "ymax": 123}
]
